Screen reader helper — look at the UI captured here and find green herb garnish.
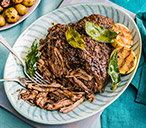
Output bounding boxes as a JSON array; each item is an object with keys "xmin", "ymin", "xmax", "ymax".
[
  {"xmin": 25, "ymin": 39, "xmax": 40, "ymax": 77},
  {"xmin": 108, "ymin": 50, "xmax": 121, "ymax": 91},
  {"xmin": 65, "ymin": 27, "xmax": 86, "ymax": 50},
  {"xmin": 85, "ymin": 21, "xmax": 117, "ymax": 43}
]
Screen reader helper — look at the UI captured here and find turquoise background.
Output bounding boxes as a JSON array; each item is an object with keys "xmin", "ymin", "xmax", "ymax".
[{"xmin": 0, "ymin": 0, "xmax": 146, "ymax": 128}]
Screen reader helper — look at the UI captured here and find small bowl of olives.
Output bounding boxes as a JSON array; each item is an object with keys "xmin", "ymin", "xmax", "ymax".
[{"xmin": 0, "ymin": 0, "xmax": 41, "ymax": 30}]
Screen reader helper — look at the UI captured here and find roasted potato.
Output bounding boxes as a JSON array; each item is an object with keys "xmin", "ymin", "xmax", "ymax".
[
  {"xmin": 22, "ymin": 0, "xmax": 35, "ymax": 7},
  {"xmin": 0, "ymin": 6, "xmax": 3, "ymax": 13},
  {"xmin": 15, "ymin": 4, "xmax": 28, "ymax": 15},
  {"xmin": 12, "ymin": 0, "xmax": 23, "ymax": 4},
  {"xmin": 0, "ymin": 15, "xmax": 6, "ymax": 26},
  {"xmin": 3, "ymin": 7, "xmax": 19, "ymax": 23}
]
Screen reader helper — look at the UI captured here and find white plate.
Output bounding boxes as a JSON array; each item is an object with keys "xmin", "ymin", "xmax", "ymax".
[
  {"xmin": 4, "ymin": 3, "xmax": 141, "ymax": 124},
  {"xmin": 0, "ymin": 0, "xmax": 41, "ymax": 31}
]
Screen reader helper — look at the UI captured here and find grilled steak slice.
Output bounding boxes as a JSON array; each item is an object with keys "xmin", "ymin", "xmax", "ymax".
[
  {"xmin": 83, "ymin": 36, "xmax": 112, "ymax": 92},
  {"xmin": 64, "ymin": 35, "xmax": 112, "ymax": 93}
]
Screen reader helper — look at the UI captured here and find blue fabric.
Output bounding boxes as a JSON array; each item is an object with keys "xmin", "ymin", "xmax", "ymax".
[
  {"xmin": 111, "ymin": 0, "xmax": 146, "ymax": 14},
  {"xmin": 135, "ymin": 12, "xmax": 146, "ymax": 105},
  {"xmin": 102, "ymin": 86, "xmax": 146, "ymax": 128},
  {"xmin": 101, "ymin": 1, "xmax": 146, "ymax": 128}
]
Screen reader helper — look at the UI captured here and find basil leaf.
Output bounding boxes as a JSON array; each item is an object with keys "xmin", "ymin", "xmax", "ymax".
[
  {"xmin": 108, "ymin": 50, "xmax": 121, "ymax": 91},
  {"xmin": 85, "ymin": 21, "xmax": 117, "ymax": 43},
  {"xmin": 65, "ymin": 27, "xmax": 86, "ymax": 50},
  {"xmin": 25, "ymin": 39, "xmax": 40, "ymax": 77}
]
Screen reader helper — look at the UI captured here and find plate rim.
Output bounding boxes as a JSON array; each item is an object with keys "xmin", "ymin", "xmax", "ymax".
[
  {"xmin": 0, "ymin": 0, "xmax": 41, "ymax": 31},
  {"xmin": 4, "ymin": 3, "xmax": 142, "ymax": 125}
]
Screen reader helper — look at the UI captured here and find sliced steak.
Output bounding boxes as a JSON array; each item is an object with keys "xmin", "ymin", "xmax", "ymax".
[{"xmin": 82, "ymin": 36, "xmax": 112, "ymax": 92}]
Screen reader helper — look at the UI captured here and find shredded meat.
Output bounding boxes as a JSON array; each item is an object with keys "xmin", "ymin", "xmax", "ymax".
[
  {"xmin": 20, "ymin": 14, "xmax": 113, "ymax": 113},
  {"xmin": 66, "ymin": 68, "xmax": 93, "ymax": 81},
  {"xmin": 45, "ymin": 98, "xmax": 73, "ymax": 110},
  {"xmin": 60, "ymin": 97, "xmax": 85, "ymax": 113}
]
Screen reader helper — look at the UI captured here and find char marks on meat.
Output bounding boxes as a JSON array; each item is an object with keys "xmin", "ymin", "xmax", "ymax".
[
  {"xmin": 20, "ymin": 14, "xmax": 113, "ymax": 113},
  {"xmin": 74, "ymin": 14, "xmax": 114, "ymax": 35}
]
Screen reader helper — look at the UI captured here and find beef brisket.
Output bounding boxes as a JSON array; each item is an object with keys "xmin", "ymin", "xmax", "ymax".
[
  {"xmin": 37, "ymin": 14, "xmax": 113, "ymax": 94},
  {"xmin": 20, "ymin": 14, "xmax": 114, "ymax": 113}
]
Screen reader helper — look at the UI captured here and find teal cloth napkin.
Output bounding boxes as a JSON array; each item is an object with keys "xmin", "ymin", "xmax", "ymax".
[
  {"xmin": 102, "ymin": 0, "xmax": 146, "ymax": 128},
  {"xmin": 135, "ymin": 12, "xmax": 146, "ymax": 105},
  {"xmin": 102, "ymin": 86, "xmax": 146, "ymax": 128}
]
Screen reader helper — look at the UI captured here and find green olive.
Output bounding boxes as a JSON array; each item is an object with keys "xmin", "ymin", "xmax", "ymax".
[
  {"xmin": 15, "ymin": 4, "xmax": 28, "ymax": 15},
  {"xmin": 3, "ymin": 7, "xmax": 19, "ymax": 23},
  {"xmin": 22, "ymin": 0, "xmax": 35, "ymax": 7},
  {"xmin": 12, "ymin": 0, "xmax": 23, "ymax": 4},
  {"xmin": 0, "ymin": 15, "xmax": 6, "ymax": 27},
  {"xmin": 0, "ymin": 6, "xmax": 3, "ymax": 13}
]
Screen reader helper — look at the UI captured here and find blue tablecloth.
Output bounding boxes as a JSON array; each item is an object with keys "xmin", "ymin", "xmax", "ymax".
[{"xmin": 0, "ymin": 0, "xmax": 146, "ymax": 128}]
